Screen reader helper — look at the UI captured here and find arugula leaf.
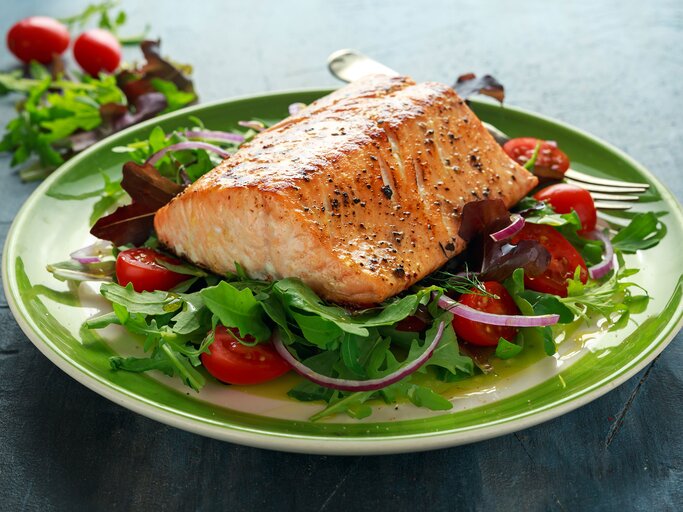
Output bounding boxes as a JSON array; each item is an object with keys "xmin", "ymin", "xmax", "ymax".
[
  {"xmin": 287, "ymin": 351, "xmax": 339, "ymax": 402},
  {"xmin": 419, "ymin": 317, "xmax": 474, "ymax": 377},
  {"xmin": 611, "ymin": 212, "xmax": 667, "ymax": 253},
  {"xmin": 100, "ymin": 282, "xmax": 183, "ymax": 315},
  {"xmin": 340, "ymin": 334, "xmax": 365, "ymax": 376},
  {"xmin": 109, "ymin": 336, "xmax": 206, "ymax": 391},
  {"xmin": 495, "ymin": 338, "xmax": 523, "ymax": 359},
  {"xmin": 405, "ymin": 384, "xmax": 453, "ymax": 410},
  {"xmin": 517, "ymin": 290, "xmax": 574, "ymax": 323},
  {"xmin": 542, "ymin": 326, "xmax": 556, "ymax": 356},
  {"xmin": 47, "ymin": 259, "xmax": 115, "ymax": 282},
  {"xmin": 309, "ymin": 391, "xmax": 375, "ymax": 421},
  {"xmin": 559, "ymin": 261, "xmax": 646, "ymax": 321},
  {"xmin": 110, "ymin": 349, "xmax": 176, "ymax": 376},
  {"xmin": 272, "ymin": 278, "xmax": 427, "ymax": 338},
  {"xmin": 156, "ymin": 258, "xmax": 209, "ymax": 277},
  {"xmin": 171, "ymin": 293, "xmax": 210, "ymax": 335},
  {"xmin": 273, "ymin": 279, "xmax": 369, "ymax": 337},
  {"xmin": 290, "ymin": 311, "xmax": 343, "ymax": 349},
  {"xmin": 200, "ymin": 281, "xmax": 271, "ymax": 341},
  {"xmin": 151, "ymin": 79, "xmax": 197, "ymax": 112}
]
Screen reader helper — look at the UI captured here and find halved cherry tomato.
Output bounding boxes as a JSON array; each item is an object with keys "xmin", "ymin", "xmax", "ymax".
[
  {"xmin": 503, "ymin": 137, "xmax": 570, "ymax": 180},
  {"xmin": 534, "ymin": 183, "xmax": 597, "ymax": 233},
  {"xmin": 510, "ymin": 223, "xmax": 588, "ymax": 297},
  {"xmin": 201, "ymin": 326, "xmax": 290, "ymax": 385},
  {"xmin": 451, "ymin": 281, "xmax": 520, "ymax": 347},
  {"xmin": 73, "ymin": 29, "xmax": 121, "ymax": 76},
  {"xmin": 7, "ymin": 17, "xmax": 70, "ymax": 64},
  {"xmin": 116, "ymin": 248, "xmax": 188, "ymax": 292}
]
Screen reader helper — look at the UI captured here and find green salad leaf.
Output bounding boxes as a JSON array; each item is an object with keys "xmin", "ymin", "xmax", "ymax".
[
  {"xmin": 200, "ymin": 281, "xmax": 271, "ymax": 341},
  {"xmin": 611, "ymin": 212, "xmax": 667, "ymax": 253}
]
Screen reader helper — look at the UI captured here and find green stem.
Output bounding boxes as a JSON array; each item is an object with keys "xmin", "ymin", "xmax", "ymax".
[
  {"xmin": 523, "ymin": 141, "xmax": 543, "ymax": 170},
  {"xmin": 160, "ymin": 342, "xmax": 202, "ymax": 391}
]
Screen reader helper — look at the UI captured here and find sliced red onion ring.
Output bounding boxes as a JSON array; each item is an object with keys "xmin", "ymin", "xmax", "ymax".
[
  {"xmin": 180, "ymin": 129, "xmax": 245, "ymax": 143},
  {"xmin": 238, "ymin": 120, "xmax": 266, "ymax": 132},
  {"xmin": 288, "ymin": 102, "xmax": 307, "ymax": 115},
  {"xmin": 436, "ymin": 293, "xmax": 559, "ymax": 327},
  {"xmin": 70, "ymin": 240, "xmax": 114, "ymax": 264},
  {"xmin": 146, "ymin": 142, "xmax": 231, "ymax": 166},
  {"xmin": 272, "ymin": 321, "xmax": 446, "ymax": 392},
  {"xmin": 586, "ymin": 229, "xmax": 614, "ymax": 279},
  {"xmin": 490, "ymin": 214, "xmax": 525, "ymax": 242}
]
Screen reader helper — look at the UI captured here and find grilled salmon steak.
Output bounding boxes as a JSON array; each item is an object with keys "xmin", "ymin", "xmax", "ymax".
[{"xmin": 154, "ymin": 74, "xmax": 538, "ymax": 304}]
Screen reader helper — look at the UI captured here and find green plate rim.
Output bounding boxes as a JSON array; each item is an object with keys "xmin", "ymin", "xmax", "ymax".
[{"xmin": 3, "ymin": 88, "xmax": 683, "ymax": 455}]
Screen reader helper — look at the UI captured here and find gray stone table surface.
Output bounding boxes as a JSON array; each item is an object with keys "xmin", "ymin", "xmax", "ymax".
[{"xmin": 0, "ymin": 0, "xmax": 681, "ymax": 510}]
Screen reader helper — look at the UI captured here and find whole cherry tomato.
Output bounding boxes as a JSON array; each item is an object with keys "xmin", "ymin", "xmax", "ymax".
[
  {"xmin": 7, "ymin": 17, "xmax": 70, "ymax": 64},
  {"xmin": 73, "ymin": 28, "xmax": 121, "ymax": 76}
]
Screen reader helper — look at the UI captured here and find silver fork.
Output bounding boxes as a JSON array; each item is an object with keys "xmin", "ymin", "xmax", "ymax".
[{"xmin": 327, "ymin": 49, "xmax": 649, "ymax": 211}]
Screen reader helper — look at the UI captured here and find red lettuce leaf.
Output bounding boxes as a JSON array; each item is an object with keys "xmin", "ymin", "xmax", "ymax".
[
  {"xmin": 112, "ymin": 92, "xmax": 167, "ymax": 131},
  {"xmin": 117, "ymin": 40, "xmax": 195, "ymax": 105},
  {"xmin": 480, "ymin": 239, "xmax": 550, "ymax": 282},
  {"xmin": 90, "ymin": 162, "xmax": 183, "ymax": 246},
  {"xmin": 458, "ymin": 199, "xmax": 550, "ymax": 282}
]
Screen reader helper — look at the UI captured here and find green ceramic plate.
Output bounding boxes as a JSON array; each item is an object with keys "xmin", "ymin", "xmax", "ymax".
[{"xmin": 3, "ymin": 90, "xmax": 683, "ymax": 455}]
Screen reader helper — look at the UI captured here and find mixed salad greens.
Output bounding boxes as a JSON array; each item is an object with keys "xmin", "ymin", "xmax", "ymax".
[
  {"xmin": 46, "ymin": 108, "xmax": 666, "ymax": 421},
  {"xmin": 1, "ymin": 2, "xmax": 197, "ymax": 181}
]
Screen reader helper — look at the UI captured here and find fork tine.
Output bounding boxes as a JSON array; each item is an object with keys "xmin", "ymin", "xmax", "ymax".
[
  {"xmin": 589, "ymin": 192, "xmax": 640, "ymax": 202},
  {"xmin": 565, "ymin": 169, "xmax": 649, "ymax": 190},
  {"xmin": 566, "ymin": 179, "xmax": 647, "ymax": 194},
  {"xmin": 594, "ymin": 201, "xmax": 632, "ymax": 211}
]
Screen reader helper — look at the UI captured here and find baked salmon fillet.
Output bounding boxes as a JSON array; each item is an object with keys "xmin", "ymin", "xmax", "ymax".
[{"xmin": 154, "ymin": 74, "xmax": 538, "ymax": 304}]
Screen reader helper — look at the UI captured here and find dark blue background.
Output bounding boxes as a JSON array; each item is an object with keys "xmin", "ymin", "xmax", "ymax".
[{"xmin": 1, "ymin": 1, "xmax": 681, "ymax": 510}]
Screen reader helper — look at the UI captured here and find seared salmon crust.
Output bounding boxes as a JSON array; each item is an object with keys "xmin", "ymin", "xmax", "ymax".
[{"xmin": 154, "ymin": 74, "xmax": 538, "ymax": 304}]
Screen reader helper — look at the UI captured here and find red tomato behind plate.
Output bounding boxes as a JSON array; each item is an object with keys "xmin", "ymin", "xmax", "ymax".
[
  {"xmin": 201, "ymin": 326, "xmax": 291, "ymax": 385},
  {"xmin": 452, "ymin": 281, "xmax": 520, "ymax": 347},
  {"xmin": 116, "ymin": 248, "xmax": 188, "ymax": 292},
  {"xmin": 510, "ymin": 223, "xmax": 588, "ymax": 297},
  {"xmin": 534, "ymin": 183, "xmax": 597, "ymax": 233},
  {"xmin": 7, "ymin": 17, "xmax": 70, "ymax": 64},
  {"xmin": 503, "ymin": 137, "xmax": 570, "ymax": 180},
  {"xmin": 73, "ymin": 28, "xmax": 121, "ymax": 75}
]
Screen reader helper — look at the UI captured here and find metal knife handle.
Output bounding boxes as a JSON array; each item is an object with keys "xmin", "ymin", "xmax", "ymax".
[{"xmin": 327, "ymin": 49, "xmax": 399, "ymax": 83}]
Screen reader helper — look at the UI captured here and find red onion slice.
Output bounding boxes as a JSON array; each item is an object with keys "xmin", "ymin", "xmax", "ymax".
[
  {"xmin": 146, "ymin": 142, "xmax": 231, "ymax": 166},
  {"xmin": 490, "ymin": 214, "xmax": 525, "ymax": 242},
  {"xmin": 436, "ymin": 294, "xmax": 559, "ymax": 327},
  {"xmin": 586, "ymin": 229, "xmax": 614, "ymax": 279},
  {"xmin": 272, "ymin": 321, "xmax": 446, "ymax": 392},
  {"xmin": 238, "ymin": 120, "xmax": 266, "ymax": 132},
  {"xmin": 180, "ymin": 129, "xmax": 245, "ymax": 143},
  {"xmin": 70, "ymin": 240, "xmax": 114, "ymax": 264}
]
